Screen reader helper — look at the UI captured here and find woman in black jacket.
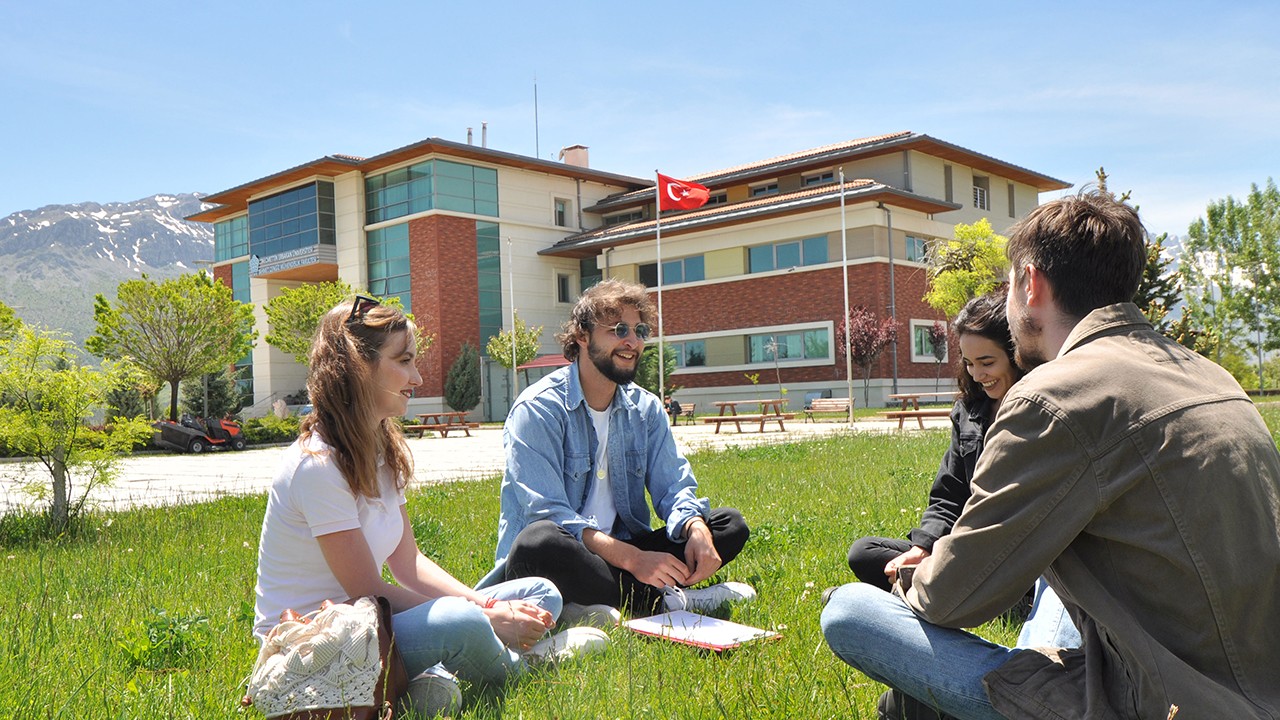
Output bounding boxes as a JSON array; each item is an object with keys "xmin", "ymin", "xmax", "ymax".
[{"xmin": 847, "ymin": 290, "xmax": 1021, "ymax": 591}]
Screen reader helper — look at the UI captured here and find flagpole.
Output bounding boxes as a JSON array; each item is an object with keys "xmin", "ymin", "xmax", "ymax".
[
  {"xmin": 654, "ymin": 170, "xmax": 666, "ymax": 409},
  {"xmin": 839, "ymin": 169, "xmax": 854, "ymax": 428},
  {"xmin": 507, "ymin": 236, "xmax": 517, "ymax": 405}
]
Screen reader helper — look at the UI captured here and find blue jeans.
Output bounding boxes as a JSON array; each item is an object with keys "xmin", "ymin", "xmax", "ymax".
[
  {"xmin": 820, "ymin": 582, "xmax": 1079, "ymax": 720},
  {"xmin": 392, "ymin": 577, "xmax": 562, "ymax": 686}
]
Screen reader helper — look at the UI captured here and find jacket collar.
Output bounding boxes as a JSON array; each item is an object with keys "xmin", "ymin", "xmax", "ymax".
[{"xmin": 1058, "ymin": 303, "xmax": 1151, "ymax": 358}]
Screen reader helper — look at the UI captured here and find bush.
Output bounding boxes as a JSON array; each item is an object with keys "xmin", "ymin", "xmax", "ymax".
[
  {"xmin": 444, "ymin": 343, "xmax": 481, "ymax": 411},
  {"xmin": 241, "ymin": 414, "xmax": 300, "ymax": 445}
]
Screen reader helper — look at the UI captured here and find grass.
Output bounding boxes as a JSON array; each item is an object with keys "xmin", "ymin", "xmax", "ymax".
[{"xmin": 16, "ymin": 402, "xmax": 1280, "ymax": 720}]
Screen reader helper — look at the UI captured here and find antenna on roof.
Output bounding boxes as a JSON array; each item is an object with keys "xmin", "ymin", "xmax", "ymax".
[{"xmin": 533, "ymin": 76, "xmax": 540, "ymax": 158}]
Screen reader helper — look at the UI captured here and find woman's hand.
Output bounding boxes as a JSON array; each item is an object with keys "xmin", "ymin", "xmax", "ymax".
[
  {"xmin": 484, "ymin": 599, "xmax": 554, "ymax": 652},
  {"xmin": 884, "ymin": 545, "xmax": 931, "ymax": 583}
]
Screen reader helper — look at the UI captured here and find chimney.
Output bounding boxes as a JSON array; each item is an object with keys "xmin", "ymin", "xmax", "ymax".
[
  {"xmin": 558, "ymin": 145, "xmax": 589, "ymax": 168},
  {"xmin": 467, "ymin": 127, "xmax": 473, "ymax": 145},
  {"xmin": 481, "ymin": 122, "xmax": 488, "ymax": 148}
]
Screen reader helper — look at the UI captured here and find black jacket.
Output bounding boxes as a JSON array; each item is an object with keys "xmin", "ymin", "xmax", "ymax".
[{"xmin": 906, "ymin": 396, "xmax": 993, "ymax": 552}]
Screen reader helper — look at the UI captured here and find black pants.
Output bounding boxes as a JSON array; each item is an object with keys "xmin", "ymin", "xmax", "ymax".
[
  {"xmin": 847, "ymin": 536, "xmax": 912, "ymax": 592},
  {"xmin": 504, "ymin": 508, "xmax": 749, "ymax": 613}
]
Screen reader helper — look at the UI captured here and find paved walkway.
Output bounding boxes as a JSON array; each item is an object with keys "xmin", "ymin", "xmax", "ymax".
[{"xmin": 0, "ymin": 415, "xmax": 949, "ymax": 513}]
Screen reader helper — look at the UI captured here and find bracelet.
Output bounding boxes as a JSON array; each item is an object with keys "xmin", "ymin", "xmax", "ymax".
[{"xmin": 482, "ymin": 596, "xmax": 497, "ymax": 609}]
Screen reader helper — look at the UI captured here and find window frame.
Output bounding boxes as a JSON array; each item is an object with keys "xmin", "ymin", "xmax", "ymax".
[{"xmin": 910, "ymin": 319, "xmax": 949, "ymax": 364}]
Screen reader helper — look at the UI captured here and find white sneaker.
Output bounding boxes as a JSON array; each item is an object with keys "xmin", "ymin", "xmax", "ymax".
[
  {"xmin": 559, "ymin": 602, "xmax": 621, "ymax": 629},
  {"xmin": 662, "ymin": 581, "xmax": 758, "ymax": 613},
  {"xmin": 401, "ymin": 666, "xmax": 462, "ymax": 718},
  {"xmin": 524, "ymin": 626, "xmax": 610, "ymax": 665}
]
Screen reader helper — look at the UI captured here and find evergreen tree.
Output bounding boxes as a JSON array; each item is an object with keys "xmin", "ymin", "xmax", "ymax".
[
  {"xmin": 180, "ymin": 368, "xmax": 243, "ymax": 419},
  {"xmin": 444, "ymin": 343, "xmax": 481, "ymax": 412}
]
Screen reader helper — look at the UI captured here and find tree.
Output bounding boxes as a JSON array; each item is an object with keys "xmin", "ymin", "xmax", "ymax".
[
  {"xmin": 180, "ymin": 367, "xmax": 244, "ymax": 419},
  {"xmin": 264, "ymin": 281, "xmax": 358, "ymax": 365},
  {"xmin": 105, "ymin": 361, "xmax": 162, "ymax": 421},
  {"xmin": 0, "ymin": 300, "xmax": 20, "ymax": 342},
  {"xmin": 926, "ymin": 321, "xmax": 949, "ymax": 391},
  {"xmin": 1179, "ymin": 179, "xmax": 1280, "ymax": 389},
  {"xmin": 1133, "ymin": 232, "xmax": 1182, "ymax": 334},
  {"xmin": 0, "ymin": 324, "xmax": 152, "ymax": 533},
  {"xmin": 836, "ymin": 307, "xmax": 899, "ymax": 408},
  {"xmin": 485, "ymin": 312, "xmax": 543, "ymax": 396},
  {"xmin": 86, "ymin": 273, "xmax": 257, "ymax": 422},
  {"xmin": 444, "ymin": 343, "xmax": 481, "ymax": 412},
  {"xmin": 635, "ymin": 343, "xmax": 678, "ymax": 398},
  {"xmin": 924, "ymin": 218, "xmax": 1008, "ymax": 318}
]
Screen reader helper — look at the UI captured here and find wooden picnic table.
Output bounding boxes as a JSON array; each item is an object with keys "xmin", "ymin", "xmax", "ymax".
[
  {"xmin": 887, "ymin": 390, "xmax": 960, "ymax": 411},
  {"xmin": 702, "ymin": 399, "xmax": 794, "ymax": 434},
  {"xmin": 881, "ymin": 391, "xmax": 959, "ymax": 430},
  {"xmin": 407, "ymin": 411, "xmax": 477, "ymax": 438}
]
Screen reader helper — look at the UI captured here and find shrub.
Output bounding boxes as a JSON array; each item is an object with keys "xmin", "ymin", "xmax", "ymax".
[
  {"xmin": 444, "ymin": 343, "xmax": 481, "ymax": 411},
  {"xmin": 241, "ymin": 414, "xmax": 300, "ymax": 445}
]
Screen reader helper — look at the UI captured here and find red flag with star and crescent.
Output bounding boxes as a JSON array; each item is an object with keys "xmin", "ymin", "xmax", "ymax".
[{"xmin": 657, "ymin": 173, "xmax": 710, "ymax": 211}]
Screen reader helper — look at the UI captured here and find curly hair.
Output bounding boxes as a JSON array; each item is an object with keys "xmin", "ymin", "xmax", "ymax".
[
  {"xmin": 555, "ymin": 279, "xmax": 656, "ymax": 361},
  {"xmin": 300, "ymin": 299, "xmax": 415, "ymax": 498},
  {"xmin": 953, "ymin": 288, "xmax": 1023, "ymax": 407}
]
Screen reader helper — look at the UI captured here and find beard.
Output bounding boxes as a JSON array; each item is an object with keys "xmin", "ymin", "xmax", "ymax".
[
  {"xmin": 587, "ymin": 337, "xmax": 639, "ymax": 385},
  {"xmin": 1012, "ymin": 307, "xmax": 1049, "ymax": 371}
]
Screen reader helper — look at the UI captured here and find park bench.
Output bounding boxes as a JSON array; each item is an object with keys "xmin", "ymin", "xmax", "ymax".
[
  {"xmin": 878, "ymin": 408, "xmax": 951, "ymax": 430},
  {"xmin": 678, "ymin": 402, "xmax": 697, "ymax": 425},
  {"xmin": 804, "ymin": 397, "xmax": 851, "ymax": 422},
  {"xmin": 701, "ymin": 413, "xmax": 796, "ymax": 433}
]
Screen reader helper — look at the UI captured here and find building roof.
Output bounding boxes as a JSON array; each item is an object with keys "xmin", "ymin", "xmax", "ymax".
[
  {"xmin": 541, "ymin": 180, "xmax": 961, "ymax": 259},
  {"xmin": 187, "ymin": 137, "xmax": 651, "ymax": 224},
  {"xmin": 585, "ymin": 131, "xmax": 1070, "ymax": 214}
]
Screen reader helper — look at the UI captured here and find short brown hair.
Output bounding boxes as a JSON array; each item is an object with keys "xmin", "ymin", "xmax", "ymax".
[
  {"xmin": 556, "ymin": 279, "xmax": 656, "ymax": 361},
  {"xmin": 1006, "ymin": 190, "xmax": 1146, "ymax": 318}
]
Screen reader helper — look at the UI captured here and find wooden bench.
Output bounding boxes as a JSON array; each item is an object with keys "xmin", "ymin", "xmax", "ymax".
[
  {"xmin": 701, "ymin": 413, "xmax": 796, "ymax": 433},
  {"xmin": 679, "ymin": 403, "xmax": 697, "ymax": 426},
  {"xmin": 804, "ymin": 398, "xmax": 851, "ymax": 422},
  {"xmin": 878, "ymin": 408, "xmax": 951, "ymax": 430}
]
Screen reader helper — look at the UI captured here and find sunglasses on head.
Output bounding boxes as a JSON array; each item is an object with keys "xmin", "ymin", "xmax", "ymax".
[
  {"xmin": 599, "ymin": 321, "xmax": 651, "ymax": 341},
  {"xmin": 346, "ymin": 295, "xmax": 381, "ymax": 324}
]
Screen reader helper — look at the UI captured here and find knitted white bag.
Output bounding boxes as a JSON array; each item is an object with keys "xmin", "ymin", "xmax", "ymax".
[{"xmin": 247, "ymin": 597, "xmax": 384, "ymax": 718}]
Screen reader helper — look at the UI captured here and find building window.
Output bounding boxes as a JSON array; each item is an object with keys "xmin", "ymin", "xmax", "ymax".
[
  {"xmin": 556, "ymin": 272, "xmax": 575, "ymax": 304},
  {"xmin": 248, "ymin": 182, "xmax": 335, "ymax": 259},
  {"xmin": 911, "ymin": 320, "xmax": 949, "ymax": 363},
  {"xmin": 476, "ymin": 222, "xmax": 503, "ymax": 347},
  {"xmin": 672, "ymin": 340, "xmax": 706, "ymax": 368},
  {"xmin": 904, "ymin": 235, "xmax": 930, "ymax": 263},
  {"xmin": 638, "ymin": 263, "xmax": 657, "ymax": 288},
  {"xmin": 214, "ymin": 215, "xmax": 248, "ymax": 261},
  {"xmin": 366, "ymin": 222, "xmax": 412, "ymax": 309},
  {"xmin": 604, "ymin": 210, "xmax": 644, "ymax": 227},
  {"xmin": 944, "ymin": 165, "xmax": 953, "ymax": 203},
  {"xmin": 1007, "ymin": 183, "xmax": 1016, "ymax": 218},
  {"xmin": 973, "ymin": 176, "xmax": 990, "ymax": 211},
  {"xmin": 230, "ymin": 260, "xmax": 250, "ymax": 304},
  {"xmin": 748, "ymin": 236, "xmax": 827, "ymax": 273},
  {"xmin": 750, "ymin": 182, "xmax": 779, "ymax": 197},
  {"xmin": 747, "ymin": 329, "xmax": 829, "ymax": 363},
  {"xmin": 660, "ymin": 255, "xmax": 705, "ymax": 285},
  {"xmin": 706, "ymin": 192, "xmax": 728, "ymax": 206},
  {"xmin": 803, "ymin": 171, "xmax": 835, "ymax": 187},
  {"xmin": 555, "ymin": 198, "xmax": 571, "ymax": 227},
  {"xmin": 365, "ymin": 159, "xmax": 498, "ymax": 225},
  {"xmin": 579, "ymin": 256, "xmax": 601, "ymax": 293}
]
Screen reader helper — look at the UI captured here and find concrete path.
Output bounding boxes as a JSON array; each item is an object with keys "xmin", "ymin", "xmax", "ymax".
[{"xmin": 0, "ymin": 415, "xmax": 949, "ymax": 513}]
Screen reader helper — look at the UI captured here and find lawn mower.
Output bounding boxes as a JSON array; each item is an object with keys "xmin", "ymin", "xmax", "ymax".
[{"xmin": 152, "ymin": 414, "xmax": 247, "ymax": 453}]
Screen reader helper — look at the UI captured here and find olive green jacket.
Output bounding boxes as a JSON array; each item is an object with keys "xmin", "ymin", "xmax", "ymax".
[{"xmin": 908, "ymin": 303, "xmax": 1280, "ymax": 720}]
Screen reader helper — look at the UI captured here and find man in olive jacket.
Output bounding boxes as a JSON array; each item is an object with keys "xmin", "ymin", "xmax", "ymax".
[{"xmin": 822, "ymin": 191, "xmax": 1280, "ymax": 720}]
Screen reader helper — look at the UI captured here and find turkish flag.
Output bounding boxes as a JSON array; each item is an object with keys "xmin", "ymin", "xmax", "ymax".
[{"xmin": 657, "ymin": 173, "xmax": 710, "ymax": 211}]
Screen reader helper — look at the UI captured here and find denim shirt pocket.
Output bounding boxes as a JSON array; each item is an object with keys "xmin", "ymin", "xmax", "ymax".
[{"xmin": 564, "ymin": 452, "xmax": 591, "ymax": 508}]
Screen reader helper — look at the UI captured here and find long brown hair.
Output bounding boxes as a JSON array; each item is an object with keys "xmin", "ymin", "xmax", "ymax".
[
  {"xmin": 300, "ymin": 299, "xmax": 415, "ymax": 498},
  {"xmin": 953, "ymin": 288, "xmax": 1023, "ymax": 407}
]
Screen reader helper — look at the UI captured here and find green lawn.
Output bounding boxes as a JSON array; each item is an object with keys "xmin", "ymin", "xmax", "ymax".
[{"xmin": 5, "ymin": 404, "xmax": 1279, "ymax": 718}]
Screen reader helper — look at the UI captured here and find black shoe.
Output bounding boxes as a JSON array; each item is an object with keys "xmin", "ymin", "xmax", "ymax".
[
  {"xmin": 877, "ymin": 689, "xmax": 956, "ymax": 720},
  {"xmin": 821, "ymin": 586, "xmax": 839, "ymax": 607}
]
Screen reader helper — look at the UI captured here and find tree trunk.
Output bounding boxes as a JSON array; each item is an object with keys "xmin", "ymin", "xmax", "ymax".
[
  {"xmin": 862, "ymin": 365, "xmax": 873, "ymax": 409},
  {"xmin": 51, "ymin": 446, "xmax": 69, "ymax": 533},
  {"xmin": 168, "ymin": 379, "xmax": 180, "ymax": 421}
]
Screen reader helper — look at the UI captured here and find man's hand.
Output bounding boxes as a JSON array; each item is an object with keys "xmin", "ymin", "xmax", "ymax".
[
  {"xmin": 484, "ymin": 599, "xmax": 554, "ymax": 652},
  {"xmin": 884, "ymin": 545, "xmax": 930, "ymax": 583},
  {"xmin": 682, "ymin": 518, "xmax": 722, "ymax": 586},
  {"xmin": 628, "ymin": 550, "xmax": 691, "ymax": 588}
]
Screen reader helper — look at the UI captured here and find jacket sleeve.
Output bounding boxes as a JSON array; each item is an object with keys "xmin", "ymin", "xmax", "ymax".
[
  {"xmin": 907, "ymin": 393, "xmax": 1098, "ymax": 628},
  {"xmin": 502, "ymin": 397, "xmax": 593, "ymax": 541},
  {"xmin": 642, "ymin": 398, "xmax": 709, "ymax": 541},
  {"xmin": 909, "ymin": 403, "xmax": 976, "ymax": 551}
]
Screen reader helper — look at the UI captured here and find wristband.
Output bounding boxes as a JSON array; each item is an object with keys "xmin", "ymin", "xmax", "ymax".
[{"xmin": 482, "ymin": 596, "xmax": 497, "ymax": 609}]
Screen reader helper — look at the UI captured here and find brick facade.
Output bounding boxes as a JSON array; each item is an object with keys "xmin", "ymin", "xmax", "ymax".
[
  {"xmin": 655, "ymin": 262, "xmax": 952, "ymax": 389},
  {"xmin": 408, "ymin": 215, "xmax": 480, "ymax": 398}
]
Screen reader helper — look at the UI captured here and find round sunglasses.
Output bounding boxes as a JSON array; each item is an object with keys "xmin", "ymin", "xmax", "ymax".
[{"xmin": 598, "ymin": 321, "xmax": 652, "ymax": 341}]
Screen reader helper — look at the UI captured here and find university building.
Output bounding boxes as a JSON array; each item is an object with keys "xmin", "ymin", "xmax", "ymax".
[{"xmin": 190, "ymin": 131, "xmax": 1068, "ymax": 420}]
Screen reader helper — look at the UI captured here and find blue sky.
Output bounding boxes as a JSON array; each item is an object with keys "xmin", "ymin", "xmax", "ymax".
[{"xmin": 2, "ymin": 1, "xmax": 1277, "ymax": 239}]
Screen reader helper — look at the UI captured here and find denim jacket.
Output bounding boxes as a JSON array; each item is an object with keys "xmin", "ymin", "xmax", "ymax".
[{"xmin": 478, "ymin": 362, "xmax": 709, "ymax": 588}]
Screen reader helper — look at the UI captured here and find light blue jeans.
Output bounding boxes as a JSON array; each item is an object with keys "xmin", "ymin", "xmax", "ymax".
[
  {"xmin": 820, "ymin": 580, "xmax": 1079, "ymax": 720},
  {"xmin": 392, "ymin": 577, "xmax": 562, "ymax": 686}
]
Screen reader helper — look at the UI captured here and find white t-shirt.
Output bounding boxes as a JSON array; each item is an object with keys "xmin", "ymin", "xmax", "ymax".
[
  {"xmin": 253, "ymin": 434, "xmax": 406, "ymax": 640},
  {"xmin": 579, "ymin": 406, "xmax": 617, "ymax": 536}
]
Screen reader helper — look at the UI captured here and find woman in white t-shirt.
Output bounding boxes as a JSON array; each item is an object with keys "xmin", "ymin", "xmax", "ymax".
[{"xmin": 253, "ymin": 297, "xmax": 602, "ymax": 706}]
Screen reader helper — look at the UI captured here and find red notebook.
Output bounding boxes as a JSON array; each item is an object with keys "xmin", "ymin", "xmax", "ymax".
[{"xmin": 623, "ymin": 610, "xmax": 780, "ymax": 651}]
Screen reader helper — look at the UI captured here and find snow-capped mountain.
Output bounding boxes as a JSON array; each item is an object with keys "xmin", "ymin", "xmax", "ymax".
[{"xmin": 0, "ymin": 193, "xmax": 214, "ymax": 345}]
